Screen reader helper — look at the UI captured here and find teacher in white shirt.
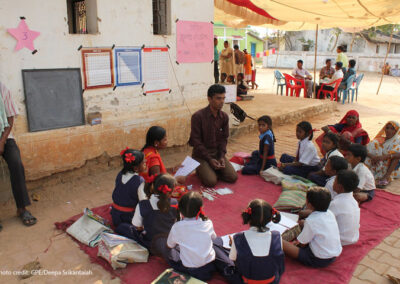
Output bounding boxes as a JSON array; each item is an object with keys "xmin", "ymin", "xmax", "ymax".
[
  {"xmin": 316, "ymin": 62, "xmax": 344, "ymax": 96},
  {"xmin": 292, "ymin": 60, "xmax": 313, "ymax": 98}
]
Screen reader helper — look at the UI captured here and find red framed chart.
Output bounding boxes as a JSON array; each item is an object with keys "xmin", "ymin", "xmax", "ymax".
[
  {"xmin": 81, "ymin": 48, "xmax": 114, "ymax": 89},
  {"xmin": 142, "ymin": 47, "xmax": 169, "ymax": 94}
]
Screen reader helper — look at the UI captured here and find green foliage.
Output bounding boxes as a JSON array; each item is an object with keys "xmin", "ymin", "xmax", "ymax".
[{"xmin": 366, "ymin": 24, "xmax": 400, "ymax": 38}]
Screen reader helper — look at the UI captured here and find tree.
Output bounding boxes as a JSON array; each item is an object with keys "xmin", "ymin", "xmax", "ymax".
[{"xmin": 329, "ymin": 28, "xmax": 342, "ymax": 52}]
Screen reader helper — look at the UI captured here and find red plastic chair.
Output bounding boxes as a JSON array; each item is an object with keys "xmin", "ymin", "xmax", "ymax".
[
  {"xmin": 317, "ymin": 78, "xmax": 343, "ymax": 101},
  {"xmin": 283, "ymin": 73, "xmax": 307, "ymax": 97}
]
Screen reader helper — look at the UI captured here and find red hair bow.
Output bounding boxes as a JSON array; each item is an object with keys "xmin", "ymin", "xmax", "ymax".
[
  {"xmin": 244, "ymin": 207, "xmax": 252, "ymax": 215},
  {"xmin": 145, "ymin": 174, "xmax": 157, "ymax": 184},
  {"xmin": 124, "ymin": 153, "xmax": 136, "ymax": 163},
  {"xmin": 158, "ymin": 184, "xmax": 172, "ymax": 194},
  {"xmin": 196, "ymin": 207, "xmax": 205, "ymax": 220},
  {"xmin": 272, "ymin": 207, "xmax": 278, "ymax": 215},
  {"xmin": 120, "ymin": 147, "xmax": 129, "ymax": 157}
]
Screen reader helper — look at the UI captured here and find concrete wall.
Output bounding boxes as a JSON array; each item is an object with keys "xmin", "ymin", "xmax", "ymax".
[
  {"xmin": 0, "ymin": 0, "xmax": 214, "ymax": 180},
  {"xmin": 263, "ymin": 51, "xmax": 400, "ymax": 73}
]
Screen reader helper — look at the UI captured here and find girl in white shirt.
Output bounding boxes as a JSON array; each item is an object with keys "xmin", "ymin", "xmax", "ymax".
[
  {"xmin": 167, "ymin": 192, "xmax": 217, "ymax": 281},
  {"xmin": 308, "ymin": 132, "xmax": 344, "ymax": 186},
  {"xmin": 283, "ymin": 186, "xmax": 342, "ymax": 268},
  {"xmin": 229, "ymin": 199, "xmax": 285, "ymax": 283},
  {"xmin": 279, "ymin": 121, "xmax": 320, "ymax": 178}
]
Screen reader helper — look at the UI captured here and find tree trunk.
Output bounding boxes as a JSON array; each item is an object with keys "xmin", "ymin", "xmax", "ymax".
[
  {"xmin": 349, "ymin": 33, "xmax": 356, "ymax": 52},
  {"xmin": 330, "ymin": 33, "xmax": 339, "ymax": 52}
]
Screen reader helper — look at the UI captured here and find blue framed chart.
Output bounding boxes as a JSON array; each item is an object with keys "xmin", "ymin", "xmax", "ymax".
[{"xmin": 114, "ymin": 48, "xmax": 142, "ymax": 86}]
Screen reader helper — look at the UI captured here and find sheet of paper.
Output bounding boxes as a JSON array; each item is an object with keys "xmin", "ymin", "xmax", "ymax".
[
  {"xmin": 176, "ymin": 21, "xmax": 213, "ymax": 63},
  {"xmin": 223, "ymin": 84, "xmax": 237, "ymax": 103},
  {"xmin": 174, "ymin": 156, "xmax": 200, "ymax": 177},
  {"xmin": 142, "ymin": 47, "xmax": 169, "ymax": 94},
  {"xmin": 221, "ymin": 233, "xmax": 237, "ymax": 249},
  {"xmin": 82, "ymin": 48, "xmax": 114, "ymax": 89},
  {"xmin": 115, "ymin": 48, "xmax": 142, "ymax": 86},
  {"xmin": 267, "ymin": 212, "xmax": 298, "ymax": 235}
]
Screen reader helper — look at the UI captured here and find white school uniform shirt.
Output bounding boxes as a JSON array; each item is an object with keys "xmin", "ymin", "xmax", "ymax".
[
  {"xmin": 298, "ymin": 138, "xmax": 320, "ymax": 166},
  {"xmin": 353, "ymin": 162, "xmax": 376, "ymax": 191},
  {"xmin": 329, "ymin": 192, "xmax": 360, "ymax": 246},
  {"xmin": 297, "ymin": 210, "xmax": 342, "ymax": 259},
  {"xmin": 167, "ymin": 218, "xmax": 216, "ymax": 268},
  {"xmin": 229, "ymin": 227, "xmax": 282, "ymax": 261},
  {"xmin": 325, "ymin": 176, "xmax": 337, "ymax": 199},
  {"xmin": 132, "ymin": 194, "xmax": 158, "ymax": 227},
  {"xmin": 322, "ymin": 149, "xmax": 344, "ymax": 170},
  {"xmin": 0, "ymin": 81, "xmax": 19, "ymax": 139}
]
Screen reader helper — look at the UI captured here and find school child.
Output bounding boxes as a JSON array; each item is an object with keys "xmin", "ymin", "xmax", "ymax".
[
  {"xmin": 279, "ymin": 121, "xmax": 320, "ymax": 178},
  {"xmin": 227, "ymin": 75, "xmax": 236, "ymax": 84},
  {"xmin": 221, "ymin": 73, "xmax": 227, "ymax": 83},
  {"xmin": 230, "ymin": 199, "xmax": 285, "ymax": 283},
  {"xmin": 111, "ymin": 148, "xmax": 147, "ymax": 228},
  {"xmin": 299, "ymin": 156, "xmax": 348, "ymax": 219},
  {"xmin": 116, "ymin": 174, "xmax": 179, "ymax": 259},
  {"xmin": 237, "ymin": 73, "xmax": 249, "ymax": 96},
  {"xmin": 308, "ymin": 132, "xmax": 344, "ymax": 186},
  {"xmin": 282, "ymin": 187, "xmax": 342, "ymax": 268},
  {"xmin": 323, "ymin": 156, "xmax": 349, "ymax": 199},
  {"xmin": 242, "ymin": 115, "xmax": 277, "ymax": 175},
  {"xmin": 346, "ymin": 144, "xmax": 376, "ymax": 203},
  {"xmin": 167, "ymin": 192, "xmax": 217, "ymax": 281},
  {"xmin": 329, "ymin": 170, "xmax": 360, "ymax": 245}
]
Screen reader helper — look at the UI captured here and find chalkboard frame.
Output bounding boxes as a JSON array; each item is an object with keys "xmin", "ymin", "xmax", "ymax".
[{"xmin": 22, "ymin": 68, "xmax": 85, "ymax": 132}]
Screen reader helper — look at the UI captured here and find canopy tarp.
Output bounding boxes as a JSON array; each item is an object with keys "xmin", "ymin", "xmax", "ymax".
[{"xmin": 215, "ymin": 0, "xmax": 400, "ymax": 30}]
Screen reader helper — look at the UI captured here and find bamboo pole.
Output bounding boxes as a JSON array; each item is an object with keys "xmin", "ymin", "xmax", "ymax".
[
  {"xmin": 376, "ymin": 25, "xmax": 395, "ymax": 95},
  {"xmin": 313, "ymin": 24, "xmax": 319, "ymax": 98}
]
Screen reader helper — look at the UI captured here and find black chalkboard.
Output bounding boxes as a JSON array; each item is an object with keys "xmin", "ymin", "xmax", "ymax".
[{"xmin": 22, "ymin": 69, "xmax": 85, "ymax": 132}]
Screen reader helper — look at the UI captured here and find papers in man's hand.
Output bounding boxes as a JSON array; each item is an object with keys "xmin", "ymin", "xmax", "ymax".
[
  {"xmin": 174, "ymin": 156, "xmax": 200, "ymax": 177},
  {"xmin": 267, "ymin": 212, "xmax": 299, "ymax": 235}
]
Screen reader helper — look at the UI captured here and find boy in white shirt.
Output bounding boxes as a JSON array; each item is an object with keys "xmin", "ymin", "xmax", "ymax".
[
  {"xmin": 346, "ymin": 144, "xmax": 376, "ymax": 203},
  {"xmin": 324, "ymin": 156, "xmax": 349, "ymax": 199},
  {"xmin": 330, "ymin": 170, "xmax": 360, "ymax": 245},
  {"xmin": 283, "ymin": 187, "xmax": 342, "ymax": 268}
]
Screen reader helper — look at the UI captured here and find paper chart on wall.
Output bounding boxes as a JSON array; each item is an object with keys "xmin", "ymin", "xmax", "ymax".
[
  {"xmin": 81, "ymin": 48, "xmax": 114, "ymax": 89},
  {"xmin": 142, "ymin": 47, "xmax": 169, "ymax": 94},
  {"xmin": 114, "ymin": 48, "xmax": 142, "ymax": 86}
]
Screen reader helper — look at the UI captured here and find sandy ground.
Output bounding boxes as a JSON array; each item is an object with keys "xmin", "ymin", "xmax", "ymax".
[{"xmin": 0, "ymin": 68, "xmax": 399, "ymax": 284}]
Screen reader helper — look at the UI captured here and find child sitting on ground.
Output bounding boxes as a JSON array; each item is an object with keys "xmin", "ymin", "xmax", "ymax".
[
  {"xmin": 279, "ymin": 121, "xmax": 320, "ymax": 178},
  {"xmin": 346, "ymin": 144, "xmax": 376, "ymax": 203},
  {"xmin": 230, "ymin": 199, "xmax": 285, "ymax": 283},
  {"xmin": 111, "ymin": 148, "xmax": 147, "ymax": 228},
  {"xmin": 220, "ymin": 73, "xmax": 227, "ymax": 83},
  {"xmin": 242, "ymin": 115, "xmax": 277, "ymax": 175},
  {"xmin": 227, "ymin": 75, "xmax": 235, "ymax": 84},
  {"xmin": 329, "ymin": 170, "xmax": 360, "ymax": 245},
  {"xmin": 283, "ymin": 187, "xmax": 342, "ymax": 268},
  {"xmin": 308, "ymin": 132, "xmax": 344, "ymax": 186},
  {"xmin": 167, "ymin": 192, "xmax": 217, "ymax": 281},
  {"xmin": 237, "ymin": 73, "xmax": 249, "ymax": 96},
  {"xmin": 116, "ymin": 174, "xmax": 179, "ymax": 260},
  {"xmin": 323, "ymin": 156, "xmax": 349, "ymax": 199}
]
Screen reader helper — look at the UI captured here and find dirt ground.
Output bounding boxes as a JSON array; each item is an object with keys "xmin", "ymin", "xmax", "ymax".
[{"xmin": 0, "ymin": 68, "xmax": 399, "ymax": 284}]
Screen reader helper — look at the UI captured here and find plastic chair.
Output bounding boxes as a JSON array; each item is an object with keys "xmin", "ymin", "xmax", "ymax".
[
  {"xmin": 338, "ymin": 74, "xmax": 356, "ymax": 104},
  {"xmin": 317, "ymin": 78, "xmax": 343, "ymax": 101},
  {"xmin": 350, "ymin": 73, "xmax": 364, "ymax": 102},
  {"xmin": 274, "ymin": 70, "xmax": 286, "ymax": 95},
  {"xmin": 283, "ymin": 73, "xmax": 306, "ymax": 97}
]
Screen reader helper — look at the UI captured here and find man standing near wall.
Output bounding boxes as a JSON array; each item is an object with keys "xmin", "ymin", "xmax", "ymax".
[
  {"xmin": 214, "ymin": 38, "xmax": 219, "ymax": 83},
  {"xmin": 0, "ymin": 82, "xmax": 36, "ymax": 231},
  {"xmin": 189, "ymin": 84, "xmax": 238, "ymax": 187}
]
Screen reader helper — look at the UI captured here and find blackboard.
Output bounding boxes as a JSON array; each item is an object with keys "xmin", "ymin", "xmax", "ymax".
[{"xmin": 22, "ymin": 69, "xmax": 85, "ymax": 132}]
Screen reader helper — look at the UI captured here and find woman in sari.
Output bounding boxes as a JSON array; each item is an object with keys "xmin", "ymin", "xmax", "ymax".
[
  {"xmin": 219, "ymin": 41, "xmax": 234, "ymax": 78},
  {"xmin": 243, "ymin": 49, "xmax": 253, "ymax": 83},
  {"xmin": 316, "ymin": 110, "xmax": 370, "ymax": 154},
  {"xmin": 365, "ymin": 121, "xmax": 400, "ymax": 188}
]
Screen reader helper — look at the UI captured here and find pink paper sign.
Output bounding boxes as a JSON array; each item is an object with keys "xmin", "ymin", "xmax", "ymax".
[{"xmin": 176, "ymin": 21, "xmax": 213, "ymax": 63}]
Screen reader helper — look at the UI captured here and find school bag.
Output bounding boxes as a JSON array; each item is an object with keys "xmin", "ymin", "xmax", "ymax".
[{"xmin": 230, "ymin": 103, "xmax": 255, "ymax": 123}]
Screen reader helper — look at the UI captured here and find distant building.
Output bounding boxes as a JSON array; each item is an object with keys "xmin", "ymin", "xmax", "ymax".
[{"xmin": 213, "ymin": 22, "xmax": 265, "ymax": 61}]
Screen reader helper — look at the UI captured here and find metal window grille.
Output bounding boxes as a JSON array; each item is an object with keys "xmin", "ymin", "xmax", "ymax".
[
  {"xmin": 72, "ymin": 0, "xmax": 87, "ymax": 34},
  {"xmin": 153, "ymin": 0, "xmax": 168, "ymax": 35}
]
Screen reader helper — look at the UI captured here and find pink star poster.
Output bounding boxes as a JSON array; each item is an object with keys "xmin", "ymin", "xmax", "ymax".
[{"xmin": 7, "ymin": 19, "xmax": 40, "ymax": 52}]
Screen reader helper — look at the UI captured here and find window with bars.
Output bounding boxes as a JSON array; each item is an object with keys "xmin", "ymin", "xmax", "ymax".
[
  {"xmin": 67, "ymin": 0, "xmax": 98, "ymax": 34},
  {"xmin": 152, "ymin": 0, "xmax": 170, "ymax": 35}
]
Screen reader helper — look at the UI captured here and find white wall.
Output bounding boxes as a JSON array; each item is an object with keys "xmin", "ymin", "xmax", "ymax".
[{"xmin": 0, "ymin": 0, "xmax": 215, "ymax": 179}]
